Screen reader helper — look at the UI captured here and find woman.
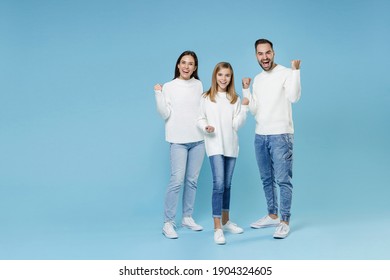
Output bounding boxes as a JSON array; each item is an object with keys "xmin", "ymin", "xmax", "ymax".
[{"xmin": 154, "ymin": 51, "xmax": 205, "ymax": 239}]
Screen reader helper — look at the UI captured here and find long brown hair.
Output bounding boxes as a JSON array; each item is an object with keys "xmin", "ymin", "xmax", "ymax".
[{"xmin": 204, "ymin": 62, "xmax": 238, "ymax": 104}]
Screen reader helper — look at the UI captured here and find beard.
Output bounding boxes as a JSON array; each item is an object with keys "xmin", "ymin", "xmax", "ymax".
[{"xmin": 258, "ymin": 60, "xmax": 274, "ymax": 71}]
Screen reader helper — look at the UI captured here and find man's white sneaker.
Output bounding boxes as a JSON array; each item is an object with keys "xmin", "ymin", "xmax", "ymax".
[
  {"xmin": 250, "ymin": 215, "xmax": 280, "ymax": 228},
  {"xmin": 222, "ymin": 221, "xmax": 244, "ymax": 234},
  {"xmin": 181, "ymin": 216, "xmax": 203, "ymax": 231},
  {"xmin": 273, "ymin": 223, "xmax": 290, "ymax": 239},
  {"xmin": 214, "ymin": 229, "xmax": 226, "ymax": 245},
  {"xmin": 162, "ymin": 221, "xmax": 178, "ymax": 239}
]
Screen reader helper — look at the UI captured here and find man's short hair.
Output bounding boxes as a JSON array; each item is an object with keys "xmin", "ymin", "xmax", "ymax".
[{"xmin": 255, "ymin": 38, "xmax": 273, "ymax": 50}]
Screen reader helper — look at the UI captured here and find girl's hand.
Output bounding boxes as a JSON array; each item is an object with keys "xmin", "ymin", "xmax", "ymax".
[
  {"xmin": 205, "ymin": 126, "xmax": 215, "ymax": 133},
  {"xmin": 242, "ymin": 97, "xmax": 249, "ymax": 105},
  {"xmin": 242, "ymin": 78, "xmax": 251, "ymax": 89}
]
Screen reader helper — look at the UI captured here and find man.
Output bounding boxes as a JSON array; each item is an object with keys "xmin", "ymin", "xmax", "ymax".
[{"xmin": 242, "ymin": 38, "xmax": 301, "ymax": 239}]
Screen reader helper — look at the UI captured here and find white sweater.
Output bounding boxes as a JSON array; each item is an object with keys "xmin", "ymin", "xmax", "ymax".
[
  {"xmin": 197, "ymin": 92, "xmax": 248, "ymax": 157},
  {"xmin": 155, "ymin": 78, "xmax": 204, "ymax": 143},
  {"xmin": 243, "ymin": 65, "xmax": 301, "ymax": 135}
]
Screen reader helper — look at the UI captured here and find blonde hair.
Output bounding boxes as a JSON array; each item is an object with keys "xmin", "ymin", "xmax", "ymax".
[{"xmin": 203, "ymin": 62, "xmax": 238, "ymax": 104}]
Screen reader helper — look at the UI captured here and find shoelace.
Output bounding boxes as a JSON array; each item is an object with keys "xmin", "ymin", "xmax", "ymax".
[
  {"xmin": 167, "ymin": 221, "xmax": 176, "ymax": 228},
  {"xmin": 184, "ymin": 218, "xmax": 196, "ymax": 225},
  {"xmin": 226, "ymin": 221, "xmax": 238, "ymax": 227},
  {"xmin": 277, "ymin": 223, "xmax": 288, "ymax": 231}
]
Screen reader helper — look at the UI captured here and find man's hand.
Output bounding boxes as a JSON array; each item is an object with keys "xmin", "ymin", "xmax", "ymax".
[
  {"xmin": 242, "ymin": 97, "xmax": 249, "ymax": 105},
  {"xmin": 291, "ymin": 60, "xmax": 301, "ymax": 70}
]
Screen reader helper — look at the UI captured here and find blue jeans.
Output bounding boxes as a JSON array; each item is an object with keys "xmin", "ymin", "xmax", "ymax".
[
  {"xmin": 209, "ymin": 155, "xmax": 237, "ymax": 218},
  {"xmin": 164, "ymin": 141, "xmax": 205, "ymax": 222},
  {"xmin": 254, "ymin": 134, "xmax": 293, "ymax": 222}
]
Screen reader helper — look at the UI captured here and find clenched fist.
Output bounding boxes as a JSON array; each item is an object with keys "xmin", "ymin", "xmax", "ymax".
[
  {"xmin": 205, "ymin": 126, "xmax": 215, "ymax": 133},
  {"xmin": 242, "ymin": 78, "xmax": 251, "ymax": 89},
  {"xmin": 291, "ymin": 60, "xmax": 301, "ymax": 70},
  {"xmin": 154, "ymin": 84, "xmax": 162, "ymax": 91}
]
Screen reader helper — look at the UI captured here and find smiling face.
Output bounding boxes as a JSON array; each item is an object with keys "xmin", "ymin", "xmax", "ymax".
[
  {"xmin": 256, "ymin": 43, "xmax": 275, "ymax": 71},
  {"xmin": 177, "ymin": 55, "xmax": 196, "ymax": 80},
  {"xmin": 216, "ymin": 67, "xmax": 232, "ymax": 92}
]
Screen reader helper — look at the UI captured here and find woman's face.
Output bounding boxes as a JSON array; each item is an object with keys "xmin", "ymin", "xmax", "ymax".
[
  {"xmin": 177, "ymin": 55, "xmax": 196, "ymax": 80},
  {"xmin": 216, "ymin": 67, "xmax": 232, "ymax": 92}
]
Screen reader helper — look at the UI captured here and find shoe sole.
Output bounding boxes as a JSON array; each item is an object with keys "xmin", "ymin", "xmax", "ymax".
[
  {"xmin": 223, "ymin": 228, "xmax": 244, "ymax": 234},
  {"xmin": 181, "ymin": 224, "xmax": 203, "ymax": 231},
  {"xmin": 273, "ymin": 235, "xmax": 288, "ymax": 239},
  {"xmin": 273, "ymin": 231, "xmax": 289, "ymax": 239},
  {"xmin": 250, "ymin": 223, "xmax": 279, "ymax": 229},
  {"xmin": 162, "ymin": 232, "xmax": 178, "ymax": 239}
]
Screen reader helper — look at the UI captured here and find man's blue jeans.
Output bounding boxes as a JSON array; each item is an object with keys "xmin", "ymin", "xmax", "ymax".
[
  {"xmin": 254, "ymin": 134, "xmax": 294, "ymax": 222},
  {"xmin": 209, "ymin": 155, "xmax": 237, "ymax": 218},
  {"xmin": 164, "ymin": 141, "xmax": 205, "ymax": 222}
]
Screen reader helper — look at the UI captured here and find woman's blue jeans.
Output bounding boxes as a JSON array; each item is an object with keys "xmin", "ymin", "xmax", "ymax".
[
  {"xmin": 164, "ymin": 141, "xmax": 205, "ymax": 222},
  {"xmin": 209, "ymin": 155, "xmax": 237, "ymax": 218},
  {"xmin": 254, "ymin": 134, "xmax": 294, "ymax": 222}
]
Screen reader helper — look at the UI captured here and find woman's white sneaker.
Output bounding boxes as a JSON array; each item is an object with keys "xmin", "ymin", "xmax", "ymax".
[
  {"xmin": 214, "ymin": 229, "xmax": 226, "ymax": 245},
  {"xmin": 181, "ymin": 216, "xmax": 203, "ymax": 231},
  {"xmin": 162, "ymin": 221, "xmax": 178, "ymax": 239}
]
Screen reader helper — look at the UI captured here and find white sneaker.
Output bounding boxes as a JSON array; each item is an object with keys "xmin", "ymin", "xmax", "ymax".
[
  {"xmin": 222, "ymin": 220, "xmax": 244, "ymax": 234},
  {"xmin": 214, "ymin": 229, "xmax": 226, "ymax": 245},
  {"xmin": 162, "ymin": 221, "xmax": 178, "ymax": 239},
  {"xmin": 250, "ymin": 215, "xmax": 280, "ymax": 228},
  {"xmin": 273, "ymin": 223, "xmax": 290, "ymax": 239},
  {"xmin": 181, "ymin": 216, "xmax": 203, "ymax": 231}
]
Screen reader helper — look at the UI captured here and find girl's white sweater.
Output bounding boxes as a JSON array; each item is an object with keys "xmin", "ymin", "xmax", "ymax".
[{"xmin": 198, "ymin": 92, "xmax": 247, "ymax": 157}]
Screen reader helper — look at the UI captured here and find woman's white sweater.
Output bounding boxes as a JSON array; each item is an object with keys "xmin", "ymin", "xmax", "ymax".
[{"xmin": 155, "ymin": 78, "xmax": 204, "ymax": 144}]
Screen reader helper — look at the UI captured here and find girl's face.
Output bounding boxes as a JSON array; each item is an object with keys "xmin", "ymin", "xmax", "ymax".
[
  {"xmin": 177, "ymin": 55, "xmax": 196, "ymax": 80},
  {"xmin": 216, "ymin": 67, "xmax": 232, "ymax": 92}
]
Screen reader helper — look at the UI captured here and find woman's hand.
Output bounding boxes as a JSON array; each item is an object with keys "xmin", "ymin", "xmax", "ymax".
[{"xmin": 154, "ymin": 84, "xmax": 162, "ymax": 91}]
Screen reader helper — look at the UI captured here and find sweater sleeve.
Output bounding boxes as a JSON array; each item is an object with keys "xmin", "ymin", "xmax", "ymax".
[
  {"xmin": 285, "ymin": 69, "xmax": 301, "ymax": 103},
  {"xmin": 232, "ymin": 99, "xmax": 248, "ymax": 131},
  {"xmin": 154, "ymin": 89, "xmax": 171, "ymax": 120},
  {"xmin": 197, "ymin": 97, "xmax": 209, "ymax": 133},
  {"xmin": 242, "ymin": 88, "xmax": 258, "ymax": 115}
]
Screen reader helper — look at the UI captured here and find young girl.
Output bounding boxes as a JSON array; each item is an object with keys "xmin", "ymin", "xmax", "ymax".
[
  {"xmin": 198, "ymin": 62, "xmax": 249, "ymax": 244},
  {"xmin": 154, "ymin": 51, "xmax": 205, "ymax": 239}
]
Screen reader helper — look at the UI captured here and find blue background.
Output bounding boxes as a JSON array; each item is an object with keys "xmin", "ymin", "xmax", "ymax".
[{"xmin": 1, "ymin": 0, "xmax": 389, "ymax": 259}]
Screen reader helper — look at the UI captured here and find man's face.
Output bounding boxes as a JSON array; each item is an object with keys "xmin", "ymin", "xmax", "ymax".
[{"xmin": 256, "ymin": 43, "xmax": 275, "ymax": 71}]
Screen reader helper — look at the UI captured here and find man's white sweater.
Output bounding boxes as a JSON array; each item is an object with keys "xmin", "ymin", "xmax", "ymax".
[
  {"xmin": 155, "ymin": 78, "xmax": 204, "ymax": 143},
  {"xmin": 243, "ymin": 65, "xmax": 301, "ymax": 135},
  {"xmin": 197, "ymin": 92, "xmax": 247, "ymax": 157}
]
